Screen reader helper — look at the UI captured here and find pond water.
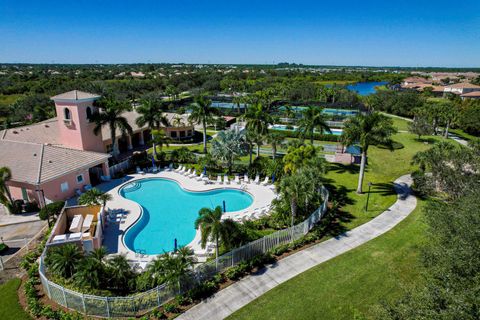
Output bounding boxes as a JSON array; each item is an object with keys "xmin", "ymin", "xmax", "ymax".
[{"xmin": 346, "ymin": 81, "xmax": 388, "ymax": 96}]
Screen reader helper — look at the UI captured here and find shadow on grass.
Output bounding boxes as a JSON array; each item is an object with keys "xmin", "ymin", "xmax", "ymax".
[
  {"xmin": 368, "ymin": 182, "xmax": 396, "ymax": 197},
  {"xmin": 414, "ymin": 137, "xmax": 438, "ymax": 144},
  {"xmin": 328, "ymin": 163, "xmax": 360, "ymax": 175},
  {"xmin": 319, "ymin": 182, "xmax": 356, "ymax": 238}
]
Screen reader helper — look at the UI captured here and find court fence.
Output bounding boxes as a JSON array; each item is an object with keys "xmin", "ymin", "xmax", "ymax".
[{"xmin": 39, "ymin": 186, "xmax": 329, "ymax": 318}]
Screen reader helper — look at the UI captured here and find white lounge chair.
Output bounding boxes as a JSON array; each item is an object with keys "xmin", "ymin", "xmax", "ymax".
[
  {"xmin": 196, "ymin": 173, "xmax": 204, "ymax": 181},
  {"xmin": 234, "ymin": 175, "xmax": 240, "ymax": 184},
  {"xmin": 100, "ymin": 175, "xmax": 111, "ymax": 182},
  {"xmin": 184, "ymin": 168, "xmax": 192, "ymax": 176},
  {"xmin": 224, "ymin": 175, "xmax": 230, "ymax": 184},
  {"xmin": 261, "ymin": 177, "xmax": 269, "ymax": 186},
  {"xmin": 217, "ymin": 175, "xmax": 223, "ymax": 184},
  {"xmin": 82, "ymin": 214, "xmax": 94, "ymax": 232},
  {"xmin": 151, "ymin": 166, "xmax": 159, "ymax": 173},
  {"xmin": 174, "ymin": 165, "xmax": 183, "ymax": 172},
  {"xmin": 189, "ymin": 169, "xmax": 197, "ymax": 178},
  {"xmin": 69, "ymin": 215, "xmax": 84, "ymax": 233},
  {"xmin": 165, "ymin": 163, "xmax": 173, "ymax": 171},
  {"xmin": 243, "ymin": 174, "xmax": 249, "ymax": 184},
  {"xmin": 253, "ymin": 175, "xmax": 260, "ymax": 184}
]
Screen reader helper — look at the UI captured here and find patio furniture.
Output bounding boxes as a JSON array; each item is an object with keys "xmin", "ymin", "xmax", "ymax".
[
  {"xmin": 224, "ymin": 175, "xmax": 230, "ymax": 184},
  {"xmin": 196, "ymin": 173, "xmax": 204, "ymax": 181},
  {"xmin": 52, "ymin": 234, "xmax": 67, "ymax": 243},
  {"xmin": 234, "ymin": 175, "xmax": 240, "ymax": 184},
  {"xmin": 136, "ymin": 167, "xmax": 145, "ymax": 174},
  {"xmin": 82, "ymin": 214, "xmax": 94, "ymax": 232},
  {"xmin": 189, "ymin": 169, "xmax": 197, "ymax": 178},
  {"xmin": 100, "ymin": 175, "xmax": 111, "ymax": 182},
  {"xmin": 243, "ymin": 174, "xmax": 249, "ymax": 184},
  {"xmin": 69, "ymin": 215, "xmax": 84, "ymax": 233},
  {"xmin": 261, "ymin": 177, "xmax": 269, "ymax": 186},
  {"xmin": 253, "ymin": 175, "xmax": 260, "ymax": 184},
  {"xmin": 175, "ymin": 165, "xmax": 183, "ymax": 172},
  {"xmin": 216, "ymin": 175, "xmax": 223, "ymax": 184},
  {"xmin": 69, "ymin": 232, "xmax": 82, "ymax": 241},
  {"xmin": 184, "ymin": 168, "xmax": 192, "ymax": 176}
]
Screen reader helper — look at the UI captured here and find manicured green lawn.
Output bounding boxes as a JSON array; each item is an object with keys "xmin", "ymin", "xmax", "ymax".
[
  {"xmin": 228, "ymin": 201, "xmax": 427, "ymax": 320},
  {"xmin": 323, "ymin": 132, "xmax": 441, "ymax": 231},
  {"xmin": 0, "ymin": 279, "xmax": 31, "ymax": 320}
]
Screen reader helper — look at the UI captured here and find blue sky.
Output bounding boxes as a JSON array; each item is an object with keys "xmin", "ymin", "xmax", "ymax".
[{"xmin": 0, "ymin": 0, "xmax": 479, "ymax": 67}]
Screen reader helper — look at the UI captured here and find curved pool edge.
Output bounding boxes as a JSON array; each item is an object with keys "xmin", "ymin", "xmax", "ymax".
[
  {"xmin": 119, "ymin": 177, "xmax": 255, "ymax": 255},
  {"xmin": 103, "ymin": 171, "xmax": 276, "ymax": 262}
]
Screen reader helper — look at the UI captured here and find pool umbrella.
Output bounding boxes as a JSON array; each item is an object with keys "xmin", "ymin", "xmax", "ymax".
[
  {"xmin": 271, "ymin": 173, "xmax": 275, "ymax": 184},
  {"xmin": 151, "ymin": 156, "xmax": 155, "ymax": 169},
  {"xmin": 203, "ymin": 166, "xmax": 207, "ymax": 175}
]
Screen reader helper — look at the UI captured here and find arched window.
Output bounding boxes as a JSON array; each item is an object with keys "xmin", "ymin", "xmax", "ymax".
[
  {"xmin": 64, "ymin": 108, "xmax": 71, "ymax": 120},
  {"xmin": 86, "ymin": 107, "xmax": 92, "ymax": 120}
]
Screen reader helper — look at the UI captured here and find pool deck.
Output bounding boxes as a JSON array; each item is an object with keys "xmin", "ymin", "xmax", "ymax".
[{"xmin": 102, "ymin": 170, "xmax": 277, "ymax": 265}]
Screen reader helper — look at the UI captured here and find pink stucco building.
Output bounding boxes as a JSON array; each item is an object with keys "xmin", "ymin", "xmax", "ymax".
[{"xmin": 0, "ymin": 90, "xmax": 195, "ymax": 207}]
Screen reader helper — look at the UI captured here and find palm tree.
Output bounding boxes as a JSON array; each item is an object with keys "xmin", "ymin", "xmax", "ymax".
[
  {"xmin": 341, "ymin": 112, "xmax": 396, "ymax": 194},
  {"xmin": 243, "ymin": 103, "xmax": 273, "ymax": 137},
  {"xmin": 210, "ymin": 130, "xmax": 248, "ymax": 173},
  {"xmin": 189, "ymin": 95, "xmax": 216, "ymax": 153},
  {"xmin": 75, "ymin": 257, "xmax": 103, "ymax": 289},
  {"xmin": 92, "ymin": 96, "xmax": 133, "ymax": 159},
  {"xmin": 151, "ymin": 129, "xmax": 170, "ymax": 157},
  {"xmin": 78, "ymin": 188, "xmax": 112, "ymax": 207},
  {"xmin": 89, "ymin": 246, "xmax": 108, "ymax": 262},
  {"xmin": 47, "ymin": 243, "xmax": 83, "ymax": 278},
  {"xmin": 265, "ymin": 132, "xmax": 285, "ymax": 160},
  {"xmin": 194, "ymin": 206, "xmax": 224, "ymax": 265},
  {"xmin": 279, "ymin": 173, "xmax": 310, "ymax": 227},
  {"xmin": 136, "ymin": 98, "xmax": 169, "ymax": 159},
  {"xmin": 146, "ymin": 247, "xmax": 196, "ymax": 290},
  {"xmin": 297, "ymin": 106, "xmax": 331, "ymax": 144},
  {"xmin": 105, "ymin": 255, "xmax": 134, "ymax": 292},
  {"xmin": 0, "ymin": 167, "xmax": 14, "ymax": 214}
]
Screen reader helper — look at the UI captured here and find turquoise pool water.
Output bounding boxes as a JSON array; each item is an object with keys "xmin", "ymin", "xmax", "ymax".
[
  {"xmin": 121, "ymin": 178, "xmax": 253, "ymax": 254},
  {"xmin": 270, "ymin": 125, "xmax": 343, "ymax": 135}
]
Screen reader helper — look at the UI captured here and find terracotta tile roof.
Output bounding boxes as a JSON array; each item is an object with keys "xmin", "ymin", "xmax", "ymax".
[
  {"xmin": 461, "ymin": 91, "xmax": 480, "ymax": 97},
  {"xmin": 0, "ymin": 119, "xmax": 60, "ymax": 145},
  {"xmin": 444, "ymin": 82, "xmax": 480, "ymax": 89},
  {"xmin": 51, "ymin": 90, "xmax": 100, "ymax": 101},
  {"xmin": 0, "ymin": 140, "xmax": 109, "ymax": 185}
]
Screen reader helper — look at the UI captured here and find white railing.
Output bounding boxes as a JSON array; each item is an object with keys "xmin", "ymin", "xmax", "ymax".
[{"xmin": 38, "ymin": 186, "xmax": 329, "ymax": 318}]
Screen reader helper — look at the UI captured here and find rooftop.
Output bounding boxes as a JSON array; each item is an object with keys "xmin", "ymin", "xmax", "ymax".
[
  {"xmin": 0, "ymin": 140, "xmax": 109, "ymax": 185},
  {"xmin": 444, "ymin": 82, "xmax": 480, "ymax": 89},
  {"xmin": 51, "ymin": 90, "xmax": 101, "ymax": 101}
]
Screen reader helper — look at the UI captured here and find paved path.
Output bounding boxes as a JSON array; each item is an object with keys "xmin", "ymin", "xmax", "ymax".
[{"xmin": 178, "ymin": 174, "xmax": 417, "ymax": 320}]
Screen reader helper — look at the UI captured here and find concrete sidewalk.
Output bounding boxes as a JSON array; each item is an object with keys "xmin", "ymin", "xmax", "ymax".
[{"xmin": 177, "ymin": 174, "xmax": 417, "ymax": 320}]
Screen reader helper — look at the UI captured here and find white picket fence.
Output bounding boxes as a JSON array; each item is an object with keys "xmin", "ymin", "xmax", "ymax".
[{"xmin": 38, "ymin": 186, "xmax": 329, "ymax": 318}]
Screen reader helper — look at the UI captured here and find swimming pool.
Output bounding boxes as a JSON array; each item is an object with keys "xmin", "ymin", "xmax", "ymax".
[
  {"xmin": 121, "ymin": 178, "xmax": 253, "ymax": 255},
  {"xmin": 269, "ymin": 124, "xmax": 343, "ymax": 136}
]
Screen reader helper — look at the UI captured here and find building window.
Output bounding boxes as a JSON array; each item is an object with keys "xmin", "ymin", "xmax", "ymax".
[
  {"xmin": 60, "ymin": 182, "xmax": 69, "ymax": 193},
  {"xmin": 171, "ymin": 131, "xmax": 177, "ymax": 138},
  {"xmin": 86, "ymin": 107, "xmax": 93, "ymax": 121},
  {"xmin": 64, "ymin": 108, "xmax": 71, "ymax": 120},
  {"xmin": 76, "ymin": 174, "xmax": 84, "ymax": 184},
  {"xmin": 179, "ymin": 130, "xmax": 185, "ymax": 138}
]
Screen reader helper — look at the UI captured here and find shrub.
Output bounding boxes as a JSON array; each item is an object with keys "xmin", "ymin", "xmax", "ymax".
[
  {"xmin": 38, "ymin": 201, "xmax": 65, "ymax": 222},
  {"xmin": 163, "ymin": 302, "xmax": 178, "ymax": 314},
  {"xmin": 0, "ymin": 243, "xmax": 8, "ymax": 253},
  {"xmin": 24, "ymin": 201, "xmax": 39, "ymax": 213}
]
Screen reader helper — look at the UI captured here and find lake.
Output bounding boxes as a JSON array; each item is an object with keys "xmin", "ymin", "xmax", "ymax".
[{"xmin": 346, "ymin": 81, "xmax": 387, "ymax": 96}]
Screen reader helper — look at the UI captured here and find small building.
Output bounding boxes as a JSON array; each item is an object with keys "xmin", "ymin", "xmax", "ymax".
[
  {"xmin": 443, "ymin": 82, "xmax": 480, "ymax": 95},
  {"xmin": 0, "ymin": 90, "xmax": 195, "ymax": 207},
  {"xmin": 461, "ymin": 91, "xmax": 480, "ymax": 100},
  {"xmin": 46, "ymin": 204, "xmax": 105, "ymax": 252}
]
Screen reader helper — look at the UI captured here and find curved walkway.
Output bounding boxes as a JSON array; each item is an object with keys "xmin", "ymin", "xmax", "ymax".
[{"xmin": 178, "ymin": 174, "xmax": 417, "ymax": 320}]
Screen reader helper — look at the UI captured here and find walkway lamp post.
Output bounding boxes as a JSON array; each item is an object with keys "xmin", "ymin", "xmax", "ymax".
[{"xmin": 365, "ymin": 182, "xmax": 372, "ymax": 212}]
